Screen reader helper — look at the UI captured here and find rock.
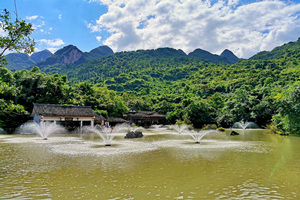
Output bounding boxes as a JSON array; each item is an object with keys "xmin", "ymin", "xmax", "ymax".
[
  {"xmin": 124, "ymin": 131, "xmax": 143, "ymax": 139},
  {"xmin": 230, "ymin": 131, "xmax": 239, "ymax": 136},
  {"xmin": 280, "ymin": 132, "xmax": 289, "ymax": 136},
  {"xmin": 217, "ymin": 127, "xmax": 226, "ymax": 132}
]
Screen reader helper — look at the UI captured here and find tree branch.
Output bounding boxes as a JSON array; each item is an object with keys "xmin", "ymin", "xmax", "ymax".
[{"xmin": 14, "ymin": 0, "xmax": 18, "ymax": 20}]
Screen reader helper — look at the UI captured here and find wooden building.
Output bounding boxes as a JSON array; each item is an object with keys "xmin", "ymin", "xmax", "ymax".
[
  {"xmin": 31, "ymin": 104, "xmax": 103, "ymax": 130},
  {"xmin": 106, "ymin": 117, "xmax": 130, "ymax": 126},
  {"xmin": 94, "ymin": 114, "xmax": 107, "ymax": 126},
  {"xmin": 122, "ymin": 108, "xmax": 166, "ymax": 126}
]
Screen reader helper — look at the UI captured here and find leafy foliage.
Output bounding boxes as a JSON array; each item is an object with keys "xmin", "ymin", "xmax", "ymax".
[
  {"xmin": 0, "ymin": 9, "xmax": 35, "ymax": 58},
  {"xmin": 1, "ymin": 9, "xmax": 299, "ymax": 134},
  {"xmin": 0, "ymin": 8, "xmax": 34, "ymax": 128}
]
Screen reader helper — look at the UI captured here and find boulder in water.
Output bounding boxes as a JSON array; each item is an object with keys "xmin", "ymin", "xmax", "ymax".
[
  {"xmin": 124, "ymin": 131, "xmax": 143, "ymax": 139},
  {"xmin": 280, "ymin": 132, "xmax": 289, "ymax": 136},
  {"xmin": 230, "ymin": 131, "xmax": 239, "ymax": 136}
]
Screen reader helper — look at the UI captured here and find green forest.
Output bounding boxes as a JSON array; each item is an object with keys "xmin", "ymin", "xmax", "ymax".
[{"xmin": 1, "ymin": 9, "xmax": 300, "ymax": 135}]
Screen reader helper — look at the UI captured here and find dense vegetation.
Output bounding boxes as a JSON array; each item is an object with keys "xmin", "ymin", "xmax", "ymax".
[
  {"xmin": 1, "ymin": 9, "xmax": 299, "ymax": 135},
  {"xmin": 1, "ymin": 38, "xmax": 300, "ymax": 135},
  {"xmin": 5, "ymin": 50, "xmax": 53, "ymax": 70}
]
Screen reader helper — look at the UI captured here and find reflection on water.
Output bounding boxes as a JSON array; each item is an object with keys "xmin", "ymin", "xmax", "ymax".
[{"xmin": 0, "ymin": 129, "xmax": 300, "ymax": 199}]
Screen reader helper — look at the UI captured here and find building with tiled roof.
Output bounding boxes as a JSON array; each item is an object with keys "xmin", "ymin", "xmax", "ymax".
[
  {"xmin": 31, "ymin": 103, "xmax": 105, "ymax": 130},
  {"xmin": 122, "ymin": 108, "xmax": 166, "ymax": 126}
]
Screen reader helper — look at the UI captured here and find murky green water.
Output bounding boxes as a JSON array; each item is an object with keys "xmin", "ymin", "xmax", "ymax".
[{"xmin": 0, "ymin": 129, "xmax": 299, "ymax": 199}]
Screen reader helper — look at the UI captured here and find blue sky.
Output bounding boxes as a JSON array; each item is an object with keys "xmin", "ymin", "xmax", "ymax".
[
  {"xmin": 1, "ymin": 0, "xmax": 300, "ymax": 58},
  {"xmin": 1, "ymin": 0, "xmax": 108, "ymax": 53}
]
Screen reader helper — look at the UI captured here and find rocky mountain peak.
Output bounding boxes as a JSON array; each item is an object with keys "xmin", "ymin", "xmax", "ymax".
[{"xmin": 55, "ymin": 45, "xmax": 84, "ymax": 64}]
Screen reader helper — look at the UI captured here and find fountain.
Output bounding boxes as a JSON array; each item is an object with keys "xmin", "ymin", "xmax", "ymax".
[
  {"xmin": 123, "ymin": 125, "xmax": 145, "ymax": 138},
  {"xmin": 171, "ymin": 124, "xmax": 189, "ymax": 134},
  {"xmin": 123, "ymin": 125, "xmax": 144, "ymax": 139},
  {"xmin": 0, "ymin": 128, "xmax": 5, "ymax": 134},
  {"xmin": 128, "ymin": 126, "xmax": 145, "ymax": 132},
  {"xmin": 20, "ymin": 122, "xmax": 65, "ymax": 140},
  {"xmin": 149, "ymin": 124, "xmax": 163, "ymax": 130},
  {"xmin": 0, "ymin": 126, "xmax": 297, "ymax": 199},
  {"xmin": 232, "ymin": 121, "xmax": 260, "ymax": 129},
  {"xmin": 84, "ymin": 124, "xmax": 128, "ymax": 146},
  {"xmin": 187, "ymin": 129, "xmax": 216, "ymax": 144}
]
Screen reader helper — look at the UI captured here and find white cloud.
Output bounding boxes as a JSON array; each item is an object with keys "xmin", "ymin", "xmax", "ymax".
[
  {"xmin": 59, "ymin": 14, "xmax": 62, "ymax": 20},
  {"xmin": 47, "ymin": 47, "xmax": 61, "ymax": 53},
  {"xmin": 96, "ymin": 36, "xmax": 102, "ymax": 42},
  {"xmin": 89, "ymin": 0, "xmax": 300, "ymax": 58},
  {"xmin": 34, "ymin": 47, "xmax": 57, "ymax": 54},
  {"xmin": 26, "ymin": 15, "xmax": 39, "ymax": 21},
  {"xmin": 37, "ymin": 39, "xmax": 65, "ymax": 52},
  {"xmin": 39, "ymin": 39, "xmax": 65, "ymax": 46},
  {"xmin": 34, "ymin": 20, "xmax": 45, "ymax": 29},
  {"xmin": 25, "ymin": 15, "xmax": 49, "ymax": 34},
  {"xmin": 0, "ymin": 22, "xmax": 6, "ymax": 37},
  {"xmin": 26, "ymin": 15, "xmax": 50, "ymax": 35}
]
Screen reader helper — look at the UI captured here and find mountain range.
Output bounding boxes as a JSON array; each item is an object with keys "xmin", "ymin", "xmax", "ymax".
[
  {"xmin": 188, "ymin": 48, "xmax": 240, "ymax": 64},
  {"xmin": 4, "ymin": 45, "xmax": 239, "ymax": 71},
  {"xmin": 4, "ymin": 37, "xmax": 300, "ymax": 80},
  {"xmin": 5, "ymin": 50, "xmax": 52, "ymax": 70},
  {"xmin": 4, "ymin": 45, "xmax": 114, "ymax": 71}
]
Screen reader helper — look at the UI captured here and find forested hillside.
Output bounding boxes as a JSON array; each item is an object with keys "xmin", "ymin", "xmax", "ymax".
[
  {"xmin": 1, "ymin": 38, "xmax": 300, "ymax": 135},
  {"xmin": 5, "ymin": 50, "xmax": 53, "ymax": 70},
  {"xmin": 37, "ymin": 47, "xmax": 239, "ymax": 79},
  {"xmin": 5, "ymin": 53, "xmax": 35, "ymax": 70},
  {"xmin": 250, "ymin": 38, "xmax": 300, "ymax": 60}
]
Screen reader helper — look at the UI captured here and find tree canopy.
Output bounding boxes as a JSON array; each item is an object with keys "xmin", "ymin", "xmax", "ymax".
[{"xmin": 1, "ymin": 9, "xmax": 299, "ymax": 135}]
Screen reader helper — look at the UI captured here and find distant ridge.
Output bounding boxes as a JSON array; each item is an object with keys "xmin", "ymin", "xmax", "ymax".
[
  {"xmin": 36, "ymin": 45, "xmax": 114, "ymax": 70},
  {"xmin": 5, "ymin": 53, "xmax": 35, "ymax": 70},
  {"xmin": 220, "ymin": 49, "xmax": 240, "ymax": 64},
  {"xmin": 38, "ymin": 45, "xmax": 85, "ymax": 66},
  {"xmin": 30, "ymin": 50, "xmax": 53, "ymax": 63},
  {"xmin": 3, "ymin": 45, "xmax": 114, "ymax": 71},
  {"xmin": 4, "ymin": 44, "xmax": 241, "ymax": 72},
  {"xmin": 4, "ymin": 49, "xmax": 53, "ymax": 70},
  {"xmin": 149, "ymin": 47, "xmax": 187, "ymax": 57},
  {"xmin": 250, "ymin": 37, "xmax": 300, "ymax": 60},
  {"xmin": 85, "ymin": 45, "xmax": 114, "ymax": 59},
  {"xmin": 188, "ymin": 48, "xmax": 234, "ymax": 64}
]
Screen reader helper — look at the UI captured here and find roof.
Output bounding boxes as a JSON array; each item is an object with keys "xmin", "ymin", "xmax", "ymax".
[
  {"xmin": 95, "ymin": 114, "xmax": 107, "ymax": 121},
  {"xmin": 106, "ymin": 117, "xmax": 129, "ymax": 123},
  {"xmin": 123, "ymin": 110, "xmax": 166, "ymax": 119},
  {"xmin": 31, "ymin": 103, "xmax": 98, "ymax": 117}
]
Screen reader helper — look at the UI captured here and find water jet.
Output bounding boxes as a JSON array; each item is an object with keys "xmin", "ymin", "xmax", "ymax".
[
  {"xmin": 84, "ymin": 123, "xmax": 129, "ymax": 146},
  {"xmin": 150, "ymin": 124, "xmax": 163, "ymax": 130},
  {"xmin": 232, "ymin": 121, "xmax": 260, "ymax": 129},
  {"xmin": 187, "ymin": 130, "xmax": 216, "ymax": 144},
  {"xmin": 20, "ymin": 122, "xmax": 65, "ymax": 139},
  {"xmin": 171, "ymin": 124, "xmax": 189, "ymax": 134}
]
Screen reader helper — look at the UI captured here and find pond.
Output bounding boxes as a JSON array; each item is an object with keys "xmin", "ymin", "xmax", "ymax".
[{"xmin": 0, "ymin": 129, "xmax": 299, "ymax": 199}]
